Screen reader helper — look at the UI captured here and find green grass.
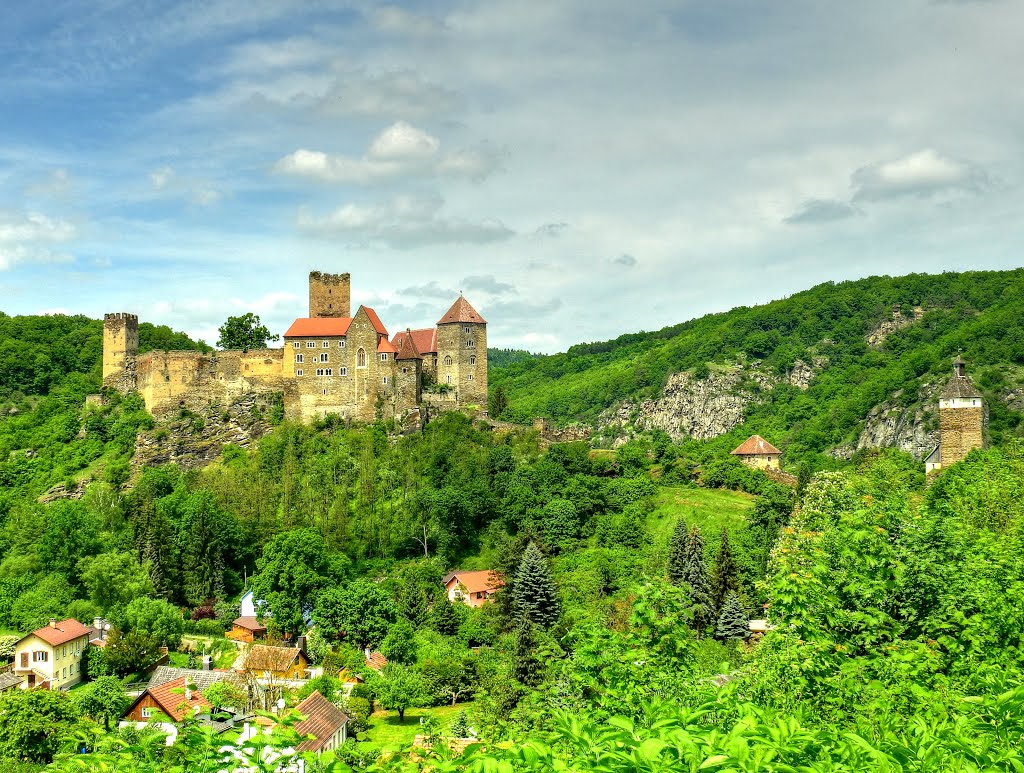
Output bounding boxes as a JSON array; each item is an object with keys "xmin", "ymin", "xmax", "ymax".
[
  {"xmin": 647, "ymin": 486, "xmax": 754, "ymax": 544},
  {"xmin": 362, "ymin": 701, "xmax": 476, "ymax": 752},
  {"xmin": 0, "ymin": 627, "xmax": 23, "ymax": 637}
]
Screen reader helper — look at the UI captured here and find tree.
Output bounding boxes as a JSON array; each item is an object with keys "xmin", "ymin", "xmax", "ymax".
[
  {"xmin": 380, "ymin": 618, "xmax": 417, "ymax": 664},
  {"xmin": 122, "ymin": 597, "xmax": 184, "ymax": 648},
  {"xmin": 75, "ymin": 676, "xmax": 129, "ymax": 731},
  {"xmin": 684, "ymin": 527, "xmax": 714, "ymax": 633},
  {"xmin": 666, "ymin": 519, "xmax": 689, "ymax": 585},
  {"xmin": 542, "ymin": 498, "xmax": 580, "ymax": 548},
  {"xmin": 711, "ymin": 529, "xmax": 741, "ymax": 614},
  {"xmin": 103, "ymin": 630, "xmax": 162, "ymax": 677},
  {"xmin": 78, "ymin": 552, "xmax": 154, "ymax": 614},
  {"xmin": 252, "ymin": 529, "xmax": 345, "ymax": 638},
  {"xmin": 216, "ymin": 313, "xmax": 279, "ymax": 351},
  {"xmin": 512, "ymin": 617, "xmax": 542, "ymax": 687},
  {"xmin": 421, "ymin": 654, "xmax": 476, "ymax": 706},
  {"xmin": 0, "ymin": 688, "xmax": 82, "ymax": 762},
  {"xmin": 450, "ymin": 709, "xmax": 471, "ymax": 738},
  {"xmin": 488, "ymin": 385, "xmax": 509, "ymax": 419},
  {"xmin": 313, "ymin": 580, "xmax": 395, "ymax": 650},
  {"xmin": 203, "ymin": 680, "xmax": 247, "ymax": 714},
  {"xmin": 715, "ymin": 591, "xmax": 750, "ymax": 642},
  {"xmin": 429, "ymin": 590, "xmax": 462, "ymax": 636},
  {"xmin": 373, "ymin": 663, "xmax": 427, "ymax": 722},
  {"xmin": 512, "ymin": 542, "xmax": 561, "ymax": 628}
]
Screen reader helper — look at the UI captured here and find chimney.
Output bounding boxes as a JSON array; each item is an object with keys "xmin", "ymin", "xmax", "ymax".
[
  {"xmin": 49, "ymin": 618, "xmax": 57, "ymax": 628},
  {"xmin": 93, "ymin": 617, "xmax": 102, "ymax": 633},
  {"xmin": 202, "ymin": 655, "xmax": 213, "ymax": 671},
  {"xmin": 364, "ymin": 647, "xmax": 371, "ymax": 659},
  {"xmin": 296, "ymin": 635, "xmax": 307, "ymax": 655}
]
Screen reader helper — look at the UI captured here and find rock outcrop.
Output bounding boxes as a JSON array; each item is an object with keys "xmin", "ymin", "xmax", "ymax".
[{"xmin": 866, "ymin": 306, "xmax": 925, "ymax": 348}]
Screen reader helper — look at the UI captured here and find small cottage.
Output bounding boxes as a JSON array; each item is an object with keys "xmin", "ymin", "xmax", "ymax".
[
  {"xmin": 730, "ymin": 435, "xmax": 782, "ymax": 470},
  {"xmin": 228, "ymin": 616, "xmax": 268, "ymax": 643},
  {"xmin": 244, "ymin": 644, "xmax": 309, "ymax": 680},
  {"xmin": 294, "ymin": 690, "xmax": 349, "ymax": 754},
  {"xmin": 123, "ymin": 676, "xmax": 211, "ymax": 723},
  {"xmin": 443, "ymin": 570, "xmax": 503, "ymax": 608}
]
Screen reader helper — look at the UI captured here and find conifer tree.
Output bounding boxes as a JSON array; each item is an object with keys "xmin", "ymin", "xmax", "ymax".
[
  {"xmin": 450, "ymin": 709, "xmax": 470, "ymax": 738},
  {"xmin": 512, "ymin": 542, "xmax": 560, "ymax": 628},
  {"xmin": 684, "ymin": 527, "xmax": 714, "ymax": 633},
  {"xmin": 667, "ymin": 519, "xmax": 689, "ymax": 586},
  {"xmin": 512, "ymin": 617, "xmax": 542, "ymax": 686},
  {"xmin": 715, "ymin": 591, "xmax": 750, "ymax": 641},
  {"xmin": 429, "ymin": 590, "xmax": 462, "ymax": 636},
  {"xmin": 711, "ymin": 529, "xmax": 741, "ymax": 614}
]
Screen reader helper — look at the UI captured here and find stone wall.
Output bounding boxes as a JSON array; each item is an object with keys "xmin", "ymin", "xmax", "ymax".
[
  {"xmin": 939, "ymin": 405, "xmax": 984, "ymax": 465},
  {"xmin": 102, "ymin": 313, "xmax": 138, "ymax": 381}
]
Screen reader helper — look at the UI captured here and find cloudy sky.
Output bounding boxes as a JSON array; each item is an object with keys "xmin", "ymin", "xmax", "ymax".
[{"xmin": 1, "ymin": 1, "xmax": 1021, "ymax": 352}]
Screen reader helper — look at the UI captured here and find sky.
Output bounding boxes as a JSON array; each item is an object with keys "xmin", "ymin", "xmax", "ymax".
[{"xmin": 1, "ymin": 0, "xmax": 1022, "ymax": 352}]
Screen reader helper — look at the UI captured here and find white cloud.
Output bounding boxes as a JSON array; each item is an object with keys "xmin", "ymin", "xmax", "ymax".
[
  {"xmin": 784, "ymin": 198, "xmax": 861, "ymax": 225},
  {"xmin": 274, "ymin": 122, "xmax": 502, "ymax": 185},
  {"xmin": 150, "ymin": 166, "xmax": 175, "ymax": 189},
  {"xmin": 190, "ymin": 186, "xmax": 223, "ymax": 207},
  {"xmin": 0, "ymin": 211, "xmax": 77, "ymax": 270},
  {"xmin": 297, "ymin": 193, "xmax": 514, "ymax": 248},
  {"xmin": 851, "ymin": 149, "xmax": 990, "ymax": 202},
  {"xmin": 370, "ymin": 6, "xmax": 447, "ymax": 37}
]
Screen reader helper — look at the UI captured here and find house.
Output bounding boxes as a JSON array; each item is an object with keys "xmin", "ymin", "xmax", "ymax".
[
  {"xmin": 730, "ymin": 435, "xmax": 782, "ymax": 470},
  {"xmin": 243, "ymin": 644, "xmax": 309, "ymax": 680},
  {"xmin": 123, "ymin": 676, "xmax": 211, "ymax": 722},
  {"xmin": 13, "ymin": 618, "xmax": 92, "ymax": 690},
  {"xmin": 239, "ymin": 590, "xmax": 265, "ymax": 619},
  {"xmin": 228, "ymin": 616, "xmax": 268, "ymax": 643},
  {"xmin": 443, "ymin": 570, "xmax": 503, "ymax": 608},
  {"xmin": 293, "ymin": 690, "xmax": 349, "ymax": 754},
  {"xmin": 363, "ymin": 650, "xmax": 388, "ymax": 672},
  {"xmin": 926, "ymin": 356, "xmax": 985, "ymax": 473}
]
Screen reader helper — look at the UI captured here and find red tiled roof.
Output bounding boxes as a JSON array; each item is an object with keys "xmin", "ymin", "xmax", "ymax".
[
  {"xmin": 233, "ymin": 616, "xmax": 267, "ymax": 632},
  {"xmin": 395, "ymin": 328, "xmax": 438, "ymax": 355},
  {"xmin": 393, "ymin": 330, "xmax": 423, "ymax": 361},
  {"xmin": 438, "ymin": 296, "xmax": 486, "ymax": 325},
  {"xmin": 30, "ymin": 619, "xmax": 92, "ymax": 647},
  {"xmin": 364, "ymin": 651, "xmax": 388, "ymax": 671},
  {"xmin": 731, "ymin": 435, "xmax": 782, "ymax": 456},
  {"xmin": 443, "ymin": 570, "xmax": 504, "ymax": 594},
  {"xmin": 362, "ymin": 307, "xmax": 389, "ymax": 336},
  {"xmin": 126, "ymin": 676, "xmax": 211, "ymax": 722},
  {"xmin": 294, "ymin": 690, "xmax": 349, "ymax": 752},
  {"xmin": 377, "ymin": 338, "xmax": 397, "ymax": 354},
  {"xmin": 283, "ymin": 318, "xmax": 352, "ymax": 338}
]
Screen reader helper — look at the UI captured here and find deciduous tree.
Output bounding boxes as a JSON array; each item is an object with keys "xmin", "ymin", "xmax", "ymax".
[{"xmin": 216, "ymin": 313, "xmax": 279, "ymax": 351}]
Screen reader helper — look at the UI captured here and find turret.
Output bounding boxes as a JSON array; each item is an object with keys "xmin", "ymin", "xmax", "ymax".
[
  {"xmin": 102, "ymin": 313, "xmax": 139, "ymax": 382},
  {"xmin": 436, "ymin": 295, "xmax": 487, "ymax": 407},
  {"xmin": 309, "ymin": 271, "xmax": 351, "ymax": 318}
]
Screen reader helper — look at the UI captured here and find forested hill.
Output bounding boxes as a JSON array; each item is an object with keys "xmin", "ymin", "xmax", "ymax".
[{"xmin": 490, "ymin": 269, "xmax": 1024, "ymax": 460}]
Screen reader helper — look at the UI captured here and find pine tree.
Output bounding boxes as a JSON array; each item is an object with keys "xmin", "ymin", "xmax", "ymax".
[
  {"xmin": 512, "ymin": 542, "xmax": 561, "ymax": 628},
  {"xmin": 450, "ymin": 709, "xmax": 470, "ymax": 738},
  {"xmin": 715, "ymin": 591, "xmax": 750, "ymax": 641},
  {"xmin": 684, "ymin": 527, "xmax": 714, "ymax": 633},
  {"xmin": 512, "ymin": 617, "xmax": 542, "ymax": 686},
  {"xmin": 711, "ymin": 529, "xmax": 740, "ymax": 614},
  {"xmin": 667, "ymin": 519, "xmax": 689, "ymax": 585},
  {"xmin": 429, "ymin": 590, "xmax": 462, "ymax": 636}
]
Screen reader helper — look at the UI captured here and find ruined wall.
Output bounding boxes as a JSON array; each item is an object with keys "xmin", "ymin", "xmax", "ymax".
[
  {"xmin": 309, "ymin": 272, "xmax": 351, "ymax": 318},
  {"xmin": 939, "ymin": 405, "xmax": 984, "ymax": 466}
]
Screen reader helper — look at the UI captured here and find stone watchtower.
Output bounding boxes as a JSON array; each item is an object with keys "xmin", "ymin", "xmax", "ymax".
[
  {"xmin": 102, "ymin": 313, "xmax": 139, "ymax": 384},
  {"xmin": 436, "ymin": 295, "xmax": 488, "ymax": 406},
  {"xmin": 927, "ymin": 356, "xmax": 984, "ymax": 472},
  {"xmin": 309, "ymin": 271, "xmax": 351, "ymax": 318}
]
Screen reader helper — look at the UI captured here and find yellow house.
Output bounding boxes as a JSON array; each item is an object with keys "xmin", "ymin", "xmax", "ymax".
[
  {"xmin": 730, "ymin": 435, "xmax": 782, "ymax": 470},
  {"xmin": 243, "ymin": 644, "xmax": 309, "ymax": 680},
  {"xmin": 13, "ymin": 618, "xmax": 92, "ymax": 690}
]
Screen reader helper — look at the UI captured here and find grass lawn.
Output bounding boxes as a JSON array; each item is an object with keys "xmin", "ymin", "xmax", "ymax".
[
  {"xmin": 0, "ymin": 627, "xmax": 22, "ymax": 637},
  {"xmin": 647, "ymin": 486, "xmax": 754, "ymax": 546},
  {"xmin": 362, "ymin": 701, "xmax": 476, "ymax": 752}
]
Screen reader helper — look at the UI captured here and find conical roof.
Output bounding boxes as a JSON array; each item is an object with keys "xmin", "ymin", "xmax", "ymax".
[
  {"xmin": 731, "ymin": 435, "xmax": 781, "ymax": 456},
  {"xmin": 438, "ymin": 295, "xmax": 486, "ymax": 325},
  {"xmin": 394, "ymin": 329, "xmax": 423, "ymax": 360},
  {"xmin": 941, "ymin": 372, "xmax": 981, "ymax": 399}
]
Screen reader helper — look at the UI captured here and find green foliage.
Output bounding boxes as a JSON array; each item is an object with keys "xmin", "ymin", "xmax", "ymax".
[
  {"xmin": 710, "ymin": 528, "xmax": 740, "ymax": 614},
  {"xmin": 371, "ymin": 663, "xmax": 428, "ymax": 722},
  {"xmin": 666, "ymin": 518, "xmax": 688, "ymax": 585},
  {"xmin": 380, "ymin": 618, "xmax": 417, "ymax": 664},
  {"xmin": 314, "ymin": 579, "xmax": 395, "ymax": 650},
  {"xmin": 121, "ymin": 597, "xmax": 183, "ymax": 648},
  {"xmin": 0, "ymin": 688, "xmax": 82, "ymax": 762},
  {"xmin": 684, "ymin": 527, "xmax": 714, "ymax": 633},
  {"xmin": 78, "ymin": 552, "xmax": 154, "ymax": 614},
  {"xmin": 103, "ymin": 629, "xmax": 161, "ymax": 677},
  {"xmin": 75, "ymin": 676, "xmax": 130, "ymax": 731},
  {"xmin": 215, "ymin": 312, "xmax": 279, "ymax": 351},
  {"xmin": 512, "ymin": 542, "xmax": 560, "ymax": 628},
  {"xmin": 715, "ymin": 590, "xmax": 750, "ymax": 641}
]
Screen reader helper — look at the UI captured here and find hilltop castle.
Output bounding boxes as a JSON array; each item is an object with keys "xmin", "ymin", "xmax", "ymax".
[
  {"xmin": 102, "ymin": 271, "xmax": 487, "ymax": 423},
  {"xmin": 925, "ymin": 355, "xmax": 984, "ymax": 473}
]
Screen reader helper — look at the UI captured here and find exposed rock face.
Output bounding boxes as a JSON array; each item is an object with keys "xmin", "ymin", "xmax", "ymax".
[
  {"xmin": 866, "ymin": 306, "xmax": 925, "ymax": 348},
  {"xmin": 851, "ymin": 402, "xmax": 939, "ymax": 459}
]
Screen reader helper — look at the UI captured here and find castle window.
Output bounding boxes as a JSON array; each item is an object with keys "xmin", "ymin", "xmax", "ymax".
[
  {"xmin": 325, "ymin": 368, "xmax": 332, "ymax": 376},
  {"xmin": 339, "ymin": 367, "xmax": 348, "ymax": 376},
  {"xmin": 466, "ymin": 339, "xmax": 475, "ymax": 348},
  {"xmin": 322, "ymin": 341, "xmax": 329, "ymax": 348},
  {"xmin": 307, "ymin": 341, "xmax": 315, "ymax": 348},
  {"xmin": 382, "ymin": 376, "xmax": 388, "ymax": 385},
  {"xmin": 446, "ymin": 375, "xmax": 452, "ymax": 384},
  {"xmin": 402, "ymin": 367, "xmax": 408, "ymax": 374},
  {"xmin": 444, "ymin": 356, "xmax": 453, "ymax": 366},
  {"xmin": 296, "ymin": 369, "xmax": 303, "ymax": 376},
  {"xmin": 293, "ymin": 342, "xmax": 300, "ymax": 349},
  {"xmin": 469, "ymin": 355, "xmax": 476, "ymax": 365},
  {"xmin": 468, "ymin": 374, "xmax": 474, "ymax": 380},
  {"xmin": 295, "ymin": 354, "xmax": 304, "ymax": 363},
  {"xmin": 357, "ymin": 348, "xmax": 366, "ymax": 367},
  {"xmin": 339, "ymin": 340, "xmax": 346, "ymax": 348},
  {"xmin": 380, "ymin": 353, "xmax": 388, "ymax": 362},
  {"xmin": 462, "ymin": 324, "xmax": 472, "ymax": 333},
  {"xmin": 316, "ymin": 368, "xmax": 324, "ymax": 376},
  {"xmin": 320, "ymin": 353, "xmax": 328, "ymax": 362}
]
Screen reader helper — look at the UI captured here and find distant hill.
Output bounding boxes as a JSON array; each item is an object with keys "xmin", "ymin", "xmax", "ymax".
[
  {"xmin": 486, "ymin": 348, "xmax": 540, "ymax": 369},
  {"xmin": 490, "ymin": 270, "xmax": 1024, "ymax": 462}
]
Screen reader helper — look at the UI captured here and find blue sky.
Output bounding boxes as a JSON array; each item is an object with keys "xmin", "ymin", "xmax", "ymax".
[{"xmin": 1, "ymin": 0, "xmax": 1021, "ymax": 351}]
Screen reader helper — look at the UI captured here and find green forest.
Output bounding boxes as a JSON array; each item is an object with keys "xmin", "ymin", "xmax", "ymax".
[{"xmin": 0, "ymin": 270, "xmax": 1023, "ymax": 771}]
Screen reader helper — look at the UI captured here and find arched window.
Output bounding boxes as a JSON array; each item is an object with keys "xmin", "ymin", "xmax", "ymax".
[
  {"xmin": 469, "ymin": 355, "xmax": 476, "ymax": 365},
  {"xmin": 444, "ymin": 355, "xmax": 453, "ymax": 366},
  {"xmin": 357, "ymin": 348, "xmax": 366, "ymax": 367}
]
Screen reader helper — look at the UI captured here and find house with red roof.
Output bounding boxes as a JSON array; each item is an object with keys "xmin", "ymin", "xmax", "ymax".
[
  {"xmin": 123, "ymin": 676, "xmax": 212, "ymax": 723},
  {"xmin": 294, "ymin": 690, "xmax": 349, "ymax": 754},
  {"xmin": 443, "ymin": 570, "xmax": 504, "ymax": 608},
  {"xmin": 12, "ymin": 618, "xmax": 93, "ymax": 690},
  {"xmin": 730, "ymin": 435, "xmax": 782, "ymax": 470}
]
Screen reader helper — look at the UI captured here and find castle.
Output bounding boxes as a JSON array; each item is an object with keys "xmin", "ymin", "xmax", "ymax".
[
  {"xmin": 924, "ymin": 355, "xmax": 984, "ymax": 473},
  {"xmin": 102, "ymin": 271, "xmax": 487, "ymax": 423}
]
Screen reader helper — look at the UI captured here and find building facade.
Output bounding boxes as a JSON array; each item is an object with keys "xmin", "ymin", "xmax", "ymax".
[
  {"xmin": 13, "ymin": 618, "xmax": 92, "ymax": 690},
  {"xmin": 730, "ymin": 435, "xmax": 782, "ymax": 470},
  {"xmin": 101, "ymin": 272, "xmax": 487, "ymax": 423}
]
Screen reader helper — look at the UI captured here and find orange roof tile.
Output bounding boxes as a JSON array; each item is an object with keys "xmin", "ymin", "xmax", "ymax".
[
  {"xmin": 393, "ymin": 330, "xmax": 423, "ymax": 361},
  {"xmin": 377, "ymin": 338, "xmax": 398, "ymax": 354},
  {"xmin": 294, "ymin": 690, "xmax": 349, "ymax": 752},
  {"xmin": 284, "ymin": 318, "xmax": 352, "ymax": 338},
  {"xmin": 232, "ymin": 616, "xmax": 267, "ymax": 632},
  {"xmin": 731, "ymin": 435, "xmax": 782, "ymax": 456},
  {"xmin": 438, "ymin": 296, "xmax": 486, "ymax": 325},
  {"xmin": 362, "ymin": 307, "xmax": 389, "ymax": 336},
  {"xmin": 364, "ymin": 651, "xmax": 388, "ymax": 671},
  {"xmin": 31, "ymin": 619, "xmax": 92, "ymax": 647},
  {"xmin": 443, "ymin": 570, "xmax": 504, "ymax": 594},
  {"xmin": 126, "ymin": 676, "xmax": 211, "ymax": 722}
]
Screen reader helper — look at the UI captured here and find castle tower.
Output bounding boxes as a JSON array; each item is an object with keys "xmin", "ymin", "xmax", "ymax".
[
  {"xmin": 436, "ymin": 295, "xmax": 487, "ymax": 407},
  {"xmin": 102, "ymin": 313, "xmax": 139, "ymax": 382},
  {"xmin": 934, "ymin": 355, "xmax": 984, "ymax": 469},
  {"xmin": 309, "ymin": 271, "xmax": 351, "ymax": 318}
]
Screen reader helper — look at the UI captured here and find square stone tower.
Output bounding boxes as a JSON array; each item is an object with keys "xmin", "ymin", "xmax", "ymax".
[
  {"xmin": 436, "ymin": 295, "xmax": 487, "ymax": 407},
  {"xmin": 309, "ymin": 272, "xmax": 351, "ymax": 318},
  {"xmin": 102, "ymin": 313, "xmax": 139, "ymax": 381},
  {"xmin": 937, "ymin": 356, "xmax": 984, "ymax": 467}
]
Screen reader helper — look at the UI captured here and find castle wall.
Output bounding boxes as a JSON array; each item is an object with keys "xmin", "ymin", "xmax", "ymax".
[
  {"xmin": 309, "ymin": 272, "xmax": 350, "ymax": 318},
  {"xmin": 939, "ymin": 405, "xmax": 984, "ymax": 466}
]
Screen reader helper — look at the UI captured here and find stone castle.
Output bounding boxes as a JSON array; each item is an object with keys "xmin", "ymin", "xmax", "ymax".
[
  {"xmin": 102, "ymin": 271, "xmax": 487, "ymax": 423},
  {"xmin": 925, "ymin": 355, "xmax": 984, "ymax": 473}
]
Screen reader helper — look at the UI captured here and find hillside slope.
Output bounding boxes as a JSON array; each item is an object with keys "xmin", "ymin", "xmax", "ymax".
[{"xmin": 490, "ymin": 270, "xmax": 1024, "ymax": 460}]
